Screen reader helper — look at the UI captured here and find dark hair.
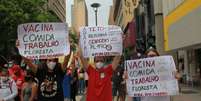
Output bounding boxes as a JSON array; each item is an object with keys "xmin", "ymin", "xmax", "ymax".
[
  {"xmin": 0, "ymin": 55, "xmax": 8, "ymax": 67},
  {"xmin": 9, "ymin": 55, "xmax": 22, "ymax": 65},
  {"xmin": 26, "ymin": 69, "xmax": 35, "ymax": 76},
  {"xmin": 145, "ymin": 48, "xmax": 160, "ymax": 56},
  {"xmin": 0, "ymin": 67, "xmax": 8, "ymax": 75},
  {"xmin": 0, "ymin": 55, "xmax": 9, "ymax": 73}
]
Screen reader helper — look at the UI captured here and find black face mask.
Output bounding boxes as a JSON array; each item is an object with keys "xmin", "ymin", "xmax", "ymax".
[{"xmin": 25, "ymin": 76, "xmax": 32, "ymax": 82}]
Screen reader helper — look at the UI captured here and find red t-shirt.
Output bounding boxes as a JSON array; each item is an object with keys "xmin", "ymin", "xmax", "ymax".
[
  {"xmin": 86, "ymin": 64, "xmax": 113, "ymax": 101},
  {"xmin": 8, "ymin": 65, "xmax": 25, "ymax": 90}
]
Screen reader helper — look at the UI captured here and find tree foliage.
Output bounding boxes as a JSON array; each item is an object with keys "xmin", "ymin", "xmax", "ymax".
[
  {"xmin": 0, "ymin": 0, "xmax": 60, "ymax": 56},
  {"xmin": 0, "ymin": 0, "xmax": 60, "ymax": 40},
  {"xmin": 69, "ymin": 30, "xmax": 78, "ymax": 52}
]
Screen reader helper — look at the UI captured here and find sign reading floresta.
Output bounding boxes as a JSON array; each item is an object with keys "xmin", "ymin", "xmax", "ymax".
[{"xmin": 18, "ymin": 23, "xmax": 70, "ymax": 59}]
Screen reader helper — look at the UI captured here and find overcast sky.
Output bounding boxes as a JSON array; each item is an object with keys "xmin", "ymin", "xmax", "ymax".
[{"xmin": 66, "ymin": 0, "xmax": 112, "ymax": 27}]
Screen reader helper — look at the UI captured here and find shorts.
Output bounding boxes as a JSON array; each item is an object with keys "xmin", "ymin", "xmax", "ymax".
[{"xmin": 112, "ymin": 84, "xmax": 126, "ymax": 96}]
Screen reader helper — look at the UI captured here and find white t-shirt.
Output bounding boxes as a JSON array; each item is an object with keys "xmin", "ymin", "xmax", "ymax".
[
  {"xmin": 141, "ymin": 96, "xmax": 170, "ymax": 101},
  {"xmin": 0, "ymin": 78, "xmax": 18, "ymax": 101}
]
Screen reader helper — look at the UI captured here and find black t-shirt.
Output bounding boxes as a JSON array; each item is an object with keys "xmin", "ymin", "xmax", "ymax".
[
  {"xmin": 112, "ymin": 65, "xmax": 124, "ymax": 86},
  {"xmin": 36, "ymin": 63, "xmax": 64, "ymax": 101}
]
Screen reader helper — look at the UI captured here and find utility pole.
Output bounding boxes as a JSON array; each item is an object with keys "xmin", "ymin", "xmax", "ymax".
[{"xmin": 91, "ymin": 3, "xmax": 101, "ymax": 26}]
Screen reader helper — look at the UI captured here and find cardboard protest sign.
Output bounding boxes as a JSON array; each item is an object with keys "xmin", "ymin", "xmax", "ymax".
[
  {"xmin": 125, "ymin": 56, "xmax": 179, "ymax": 97},
  {"xmin": 79, "ymin": 25, "xmax": 123, "ymax": 57},
  {"xmin": 17, "ymin": 23, "xmax": 70, "ymax": 59}
]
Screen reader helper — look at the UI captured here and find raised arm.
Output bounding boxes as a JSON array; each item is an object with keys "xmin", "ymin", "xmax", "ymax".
[
  {"xmin": 62, "ymin": 52, "xmax": 72, "ymax": 71},
  {"xmin": 16, "ymin": 40, "xmax": 38, "ymax": 73},
  {"xmin": 77, "ymin": 45, "xmax": 89, "ymax": 69},
  {"xmin": 22, "ymin": 57, "xmax": 38, "ymax": 73},
  {"xmin": 112, "ymin": 56, "xmax": 121, "ymax": 70}
]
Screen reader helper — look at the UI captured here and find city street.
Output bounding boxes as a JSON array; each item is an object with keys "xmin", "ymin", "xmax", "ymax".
[
  {"xmin": 172, "ymin": 85, "xmax": 201, "ymax": 101},
  {"xmin": 1, "ymin": 0, "xmax": 201, "ymax": 101},
  {"xmin": 75, "ymin": 85, "xmax": 201, "ymax": 101}
]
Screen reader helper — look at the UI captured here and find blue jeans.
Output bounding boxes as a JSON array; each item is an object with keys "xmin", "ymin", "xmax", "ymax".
[{"xmin": 79, "ymin": 79, "xmax": 85, "ymax": 93}]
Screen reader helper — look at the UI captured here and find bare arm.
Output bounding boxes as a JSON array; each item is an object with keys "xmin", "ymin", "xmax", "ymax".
[
  {"xmin": 16, "ymin": 40, "xmax": 37, "ymax": 73},
  {"xmin": 22, "ymin": 57, "xmax": 38, "ymax": 73},
  {"xmin": 112, "ymin": 56, "xmax": 121, "ymax": 70},
  {"xmin": 77, "ymin": 45, "xmax": 89, "ymax": 69},
  {"xmin": 62, "ymin": 52, "xmax": 72, "ymax": 71},
  {"xmin": 29, "ymin": 83, "xmax": 38, "ymax": 101}
]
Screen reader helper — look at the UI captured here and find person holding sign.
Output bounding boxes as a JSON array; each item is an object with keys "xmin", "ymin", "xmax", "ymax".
[
  {"xmin": 22, "ymin": 54, "xmax": 71, "ymax": 101},
  {"xmin": 141, "ymin": 48, "xmax": 179, "ymax": 101},
  {"xmin": 78, "ymin": 45, "xmax": 121, "ymax": 101}
]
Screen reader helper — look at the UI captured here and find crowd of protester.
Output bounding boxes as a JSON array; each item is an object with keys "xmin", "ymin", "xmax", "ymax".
[
  {"xmin": 0, "ymin": 50, "xmax": 89, "ymax": 101},
  {"xmin": 0, "ymin": 43, "xmax": 179, "ymax": 101}
]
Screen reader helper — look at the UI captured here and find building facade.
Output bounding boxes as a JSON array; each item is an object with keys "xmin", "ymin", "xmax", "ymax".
[
  {"xmin": 134, "ymin": 0, "xmax": 156, "ymax": 54},
  {"xmin": 110, "ymin": 0, "xmax": 139, "ymax": 59},
  {"xmin": 72, "ymin": 0, "xmax": 88, "ymax": 34},
  {"xmin": 154, "ymin": 0, "xmax": 201, "ymax": 86},
  {"xmin": 111, "ymin": 0, "xmax": 201, "ymax": 87},
  {"xmin": 112, "ymin": 0, "xmax": 139, "ymax": 29},
  {"xmin": 48, "ymin": 0, "xmax": 66, "ymax": 22}
]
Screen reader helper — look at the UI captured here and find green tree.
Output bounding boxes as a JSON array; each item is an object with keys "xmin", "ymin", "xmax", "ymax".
[
  {"xmin": 69, "ymin": 30, "xmax": 78, "ymax": 52},
  {"xmin": 0, "ymin": 0, "xmax": 60, "ymax": 56}
]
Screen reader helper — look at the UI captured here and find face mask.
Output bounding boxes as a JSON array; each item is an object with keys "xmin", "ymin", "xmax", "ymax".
[
  {"xmin": 95, "ymin": 62, "xmax": 104, "ymax": 69},
  {"xmin": 8, "ymin": 61, "xmax": 13, "ymax": 68},
  {"xmin": 47, "ymin": 62, "xmax": 56, "ymax": 70},
  {"xmin": 20, "ymin": 61, "xmax": 26, "ymax": 67}
]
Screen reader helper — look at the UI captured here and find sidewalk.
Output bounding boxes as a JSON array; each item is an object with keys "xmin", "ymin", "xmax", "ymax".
[
  {"xmin": 172, "ymin": 84, "xmax": 201, "ymax": 101},
  {"xmin": 76, "ymin": 84, "xmax": 201, "ymax": 101},
  {"xmin": 76, "ymin": 93, "xmax": 86, "ymax": 101}
]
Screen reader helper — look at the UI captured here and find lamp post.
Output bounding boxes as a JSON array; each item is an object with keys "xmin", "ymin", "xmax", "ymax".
[{"xmin": 91, "ymin": 3, "xmax": 101, "ymax": 26}]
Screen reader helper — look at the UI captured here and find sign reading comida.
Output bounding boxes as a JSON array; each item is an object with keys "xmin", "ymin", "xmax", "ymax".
[
  {"xmin": 18, "ymin": 23, "xmax": 70, "ymax": 59},
  {"xmin": 126, "ymin": 56, "xmax": 179, "ymax": 97},
  {"xmin": 79, "ymin": 25, "xmax": 123, "ymax": 57}
]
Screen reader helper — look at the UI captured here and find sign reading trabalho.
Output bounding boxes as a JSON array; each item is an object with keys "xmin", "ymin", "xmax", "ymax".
[
  {"xmin": 126, "ymin": 56, "xmax": 179, "ymax": 97},
  {"xmin": 17, "ymin": 23, "xmax": 70, "ymax": 59},
  {"xmin": 80, "ymin": 25, "xmax": 123, "ymax": 57}
]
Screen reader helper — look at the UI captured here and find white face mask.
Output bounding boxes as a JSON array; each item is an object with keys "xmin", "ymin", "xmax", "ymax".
[
  {"xmin": 95, "ymin": 62, "xmax": 104, "ymax": 69},
  {"xmin": 8, "ymin": 61, "xmax": 14, "ymax": 68},
  {"xmin": 47, "ymin": 62, "xmax": 56, "ymax": 70}
]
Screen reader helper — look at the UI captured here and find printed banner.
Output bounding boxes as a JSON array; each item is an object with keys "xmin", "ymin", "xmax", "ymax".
[
  {"xmin": 126, "ymin": 56, "xmax": 179, "ymax": 97},
  {"xmin": 17, "ymin": 23, "xmax": 70, "ymax": 59},
  {"xmin": 79, "ymin": 25, "xmax": 123, "ymax": 57}
]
